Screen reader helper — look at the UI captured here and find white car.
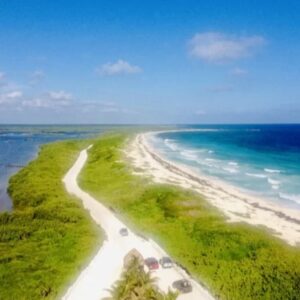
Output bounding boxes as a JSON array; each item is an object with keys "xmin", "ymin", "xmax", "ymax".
[
  {"xmin": 119, "ymin": 228, "xmax": 128, "ymax": 236},
  {"xmin": 159, "ymin": 256, "xmax": 173, "ymax": 268}
]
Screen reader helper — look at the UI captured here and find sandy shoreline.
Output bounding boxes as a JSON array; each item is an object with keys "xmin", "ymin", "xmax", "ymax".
[{"xmin": 126, "ymin": 132, "xmax": 300, "ymax": 246}]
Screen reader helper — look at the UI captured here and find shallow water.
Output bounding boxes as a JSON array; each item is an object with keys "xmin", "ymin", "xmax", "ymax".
[
  {"xmin": 0, "ymin": 125, "xmax": 108, "ymax": 211},
  {"xmin": 151, "ymin": 125, "xmax": 300, "ymax": 210}
]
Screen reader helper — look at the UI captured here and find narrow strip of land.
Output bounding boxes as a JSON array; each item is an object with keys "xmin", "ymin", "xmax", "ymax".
[{"xmin": 62, "ymin": 146, "xmax": 214, "ymax": 300}]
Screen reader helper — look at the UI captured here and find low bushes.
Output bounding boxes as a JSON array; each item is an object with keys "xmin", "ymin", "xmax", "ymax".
[
  {"xmin": 80, "ymin": 134, "xmax": 300, "ymax": 300},
  {"xmin": 0, "ymin": 140, "xmax": 101, "ymax": 300}
]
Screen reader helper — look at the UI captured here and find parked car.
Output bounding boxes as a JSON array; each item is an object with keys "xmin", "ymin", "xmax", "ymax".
[
  {"xmin": 159, "ymin": 256, "xmax": 173, "ymax": 268},
  {"xmin": 172, "ymin": 279, "xmax": 193, "ymax": 293},
  {"xmin": 119, "ymin": 228, "xmax": 128, "ymax": 236},
  {"xmin": 144, "ymin": 257, "xmax": 159, "ymax": 270}
]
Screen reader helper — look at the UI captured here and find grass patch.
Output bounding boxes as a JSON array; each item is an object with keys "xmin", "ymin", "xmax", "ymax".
[
  {"xmin": 0, "ymin": 140, "xmax": 102, "ymax": 300},
  {"xmin": 80, "ymin": 133, "xmax": 300, "ymax": 300}
]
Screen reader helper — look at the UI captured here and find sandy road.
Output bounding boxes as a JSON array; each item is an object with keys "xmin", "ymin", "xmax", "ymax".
[{"xmin": 62, "ymin": 146, "xmax": 214, "ymax": 300}]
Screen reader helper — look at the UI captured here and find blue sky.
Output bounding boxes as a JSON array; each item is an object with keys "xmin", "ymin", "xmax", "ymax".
[{"xmin": 0, "ymin": 0, "xmax": 300, "ymax": 124}]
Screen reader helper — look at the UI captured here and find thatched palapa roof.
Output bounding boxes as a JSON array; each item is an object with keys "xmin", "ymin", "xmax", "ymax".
[{"xmin": 123, "ymin": 248, "xmax": 144, "ymax": 268}]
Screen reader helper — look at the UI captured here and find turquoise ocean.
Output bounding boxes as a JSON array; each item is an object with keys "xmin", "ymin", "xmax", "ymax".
[{"xmin": 150, "ymin": 125, "xmax": 300, "ymax": 210}]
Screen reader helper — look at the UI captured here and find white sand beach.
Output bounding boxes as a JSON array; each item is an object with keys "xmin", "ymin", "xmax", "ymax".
[
  {"xmin": 126, "ymin": 132, "xmax": 300, "ymax": 246},
  {"xmin": 62, "ymin": 146, "xmax": 214, "ymax": 300}
]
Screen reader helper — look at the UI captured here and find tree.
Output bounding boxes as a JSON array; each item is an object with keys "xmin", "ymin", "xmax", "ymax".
[{"xmin": 106, "ymin": 257, "xmax": 178, "ymax": 300}]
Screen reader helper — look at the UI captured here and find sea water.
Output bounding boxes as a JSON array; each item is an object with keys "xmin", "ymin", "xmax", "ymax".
[
  {"xmin": 0, "ymin": 125, "xmax": 107, "ymax": 210},
  {"xmin": 151, "ymin": 124, "xmax": 300, "ymax": 210}
]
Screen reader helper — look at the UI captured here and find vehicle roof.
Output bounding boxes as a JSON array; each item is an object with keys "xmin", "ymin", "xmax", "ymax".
[
  {"xmin": 145, "ymin": 257, "xmax": 158, "ymax": 263},
  {"xmin": 161, "ymin": 257, "xmax": 172, "ymax": 262}
]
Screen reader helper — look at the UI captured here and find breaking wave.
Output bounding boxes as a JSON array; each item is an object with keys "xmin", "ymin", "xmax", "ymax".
[
  {"xmin": 279, "ymin": 193, "xmax": 300, "ymax": 205},
  {"xmin": 223, "ymin": 167, "xmax": 239, "ymax": 174},
  {"xmin": 164, "ymin": 139, "xmax": 178, "ymax": 151},
  {"xmin": 246, "ymin": 173, "xmax": 267, "ymax": 178},
  {"xmin": 228, "ymin": 161, "xmax": 238, "ymax": 166},
  {"xmin": 264, "ymin": 168, "xmax": 281, "ymax": 174},
  {"xmin": 268, "ymin": 178, "xmax": 281, "ymax": 185},
  {"xmin": 180, "ymin": 150, "xmax": 198, "ymax": 161}
]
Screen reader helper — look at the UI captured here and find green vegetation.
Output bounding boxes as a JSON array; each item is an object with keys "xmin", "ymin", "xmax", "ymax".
[
  {"xmin": 107, "ymin": 257, "xmax": 178, "ymax": 300},
  {"xmin": 0, "ymin": 140, "xmax": 102, "ymax": 300},
  {"xmin": 80, "ymin": 133, "xmax": 300, "ymax": 300}
]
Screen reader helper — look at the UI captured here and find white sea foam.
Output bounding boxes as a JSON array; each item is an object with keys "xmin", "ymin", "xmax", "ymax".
[
  {"xmin": 190, "ymin": 148, "xmax": 211, "ymax": 154},
  {"xmin": 264, "ymin": 168, "xmax": 281, "ymax": 174},
  {"xmin": 164, "ymin": 139, "xmax": 178, "ymax": 151},
  {"xmin": 208, "ymin": 150, "xmax": 214, "ymax": 154},
  {"xmin": 205, "ymin": 158, "xmax": 217, "ymax": 162},
  {"xmin": 196, "ymin": 159, "xmax": 214, "ymax": 167},
  {"xmin": 228, "ymin": 161, "xmax": 238, "ymax": 166},
  {"xmin": 180, "ymin": 150, "xmax": 198, "ymax": 160},
  {"xmin": 279, "ymin": 193, "xmax": 300, "ymax": 205},
  {"xmin": 272, "ymin": 185, "xmax": 279, "ymax": 190},
  {"xmin": 268, "ymin": 178, "xmax": 281, "ymax": 185},
  {"xmin": 223, "ymin": 167, "xmax": 239, "ymax": 174},
  {"xmin": 246, "ymin": 173, "xmax": 267, "ymax": 178}
]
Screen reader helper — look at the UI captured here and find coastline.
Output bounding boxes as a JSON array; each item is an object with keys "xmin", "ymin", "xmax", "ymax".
[{"xmin": 126, "ymin": 132, "xmax": 300, "ymax": 246}]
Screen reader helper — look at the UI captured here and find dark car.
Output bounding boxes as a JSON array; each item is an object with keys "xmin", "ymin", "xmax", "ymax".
[
  {"xmin": 119, "ymin": 228, "xmax": 128, "ymax": 236},
  {"xmin": 159, "ymin": 257, "xmax": 173, "ymax": 268},
  {"xmin": 172, "ymin": 279, "xmax": 193, "ymax": 293},
  {"xmin": 144, "ymin": 257, "xmax": 159, "ymax": 270}
]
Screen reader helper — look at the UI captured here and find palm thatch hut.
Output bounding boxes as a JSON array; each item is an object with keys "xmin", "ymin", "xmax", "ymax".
[{"xmin": 123, "ymin": 248, "xmax": 144, "ymax": 269}]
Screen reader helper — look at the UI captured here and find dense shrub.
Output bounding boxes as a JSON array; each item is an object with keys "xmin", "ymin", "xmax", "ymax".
[
  {"xmin": 0, "ymin": 140, "xmax": 101, "ymax": 300},
  {"xmin": 80, "ymin": 134, "xmax": 300, "ymax": 300}
]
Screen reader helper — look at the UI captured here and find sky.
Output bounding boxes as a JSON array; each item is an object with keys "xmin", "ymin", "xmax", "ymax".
[{"xmin": 0, "ymin": 0, "xmax": 300, "ymax": 124}]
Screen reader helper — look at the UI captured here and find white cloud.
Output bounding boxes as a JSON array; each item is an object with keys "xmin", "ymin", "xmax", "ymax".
[
  {"xmin": 231, "ymin": 67, "xmax": 248, "ymax": 76},
  {"xmin": 0, "ymin": 84, "xmax": 57, "ymax": 109},
  {"xmin": 0, "ymin": 90, "xmax": 23, "ymax": 104},
  {"xmin": 22, "ymin": 98, "xmax": 49, "ymax": 108},
  {"xmin": 0, "ymin": 86, "xmax": 138, "ymax": 116},
  {"xmin": 79, "ymin": 100, "xmax": 137, "ymax": 115},
  {"xmin": 100, "ymin": 107, "xmax": 120, "ymax": 113},
  {"xmin": 5, "ymin": 91, "xmax": 22, "ymax": 99},
  {"xmin": 0, "ymin": 72, "xmax": 8, "ymax": 88},
  {"xmin": 22, "ymin": 90, "xmax": 73, "ymax": 108},
  {"xmin": 98, "ymin": 100, "xmax": 116, "ymax": 106},
  {"xmin": 189, "ymin": 32, "xmax": 266, "ymax": 62},
  {"xmin": 29, "ymin": 70, "xmax": 45, "ymax": 84},
  {"xmin": 97, "ymin": 59, "xmax": 142, "ymax": 76},
  {"xmin": 80, "ymin": 100, "xmax": 117, "ymax": 113},
  {"xmin": 48, "ymin": 90, "xmax": 72, "ymax": 101}
]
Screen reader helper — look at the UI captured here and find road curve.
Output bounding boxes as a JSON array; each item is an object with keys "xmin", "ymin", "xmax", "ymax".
[{"xmin": 62, "ymin": 146, "xmax": 214, "ymax": 300}]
